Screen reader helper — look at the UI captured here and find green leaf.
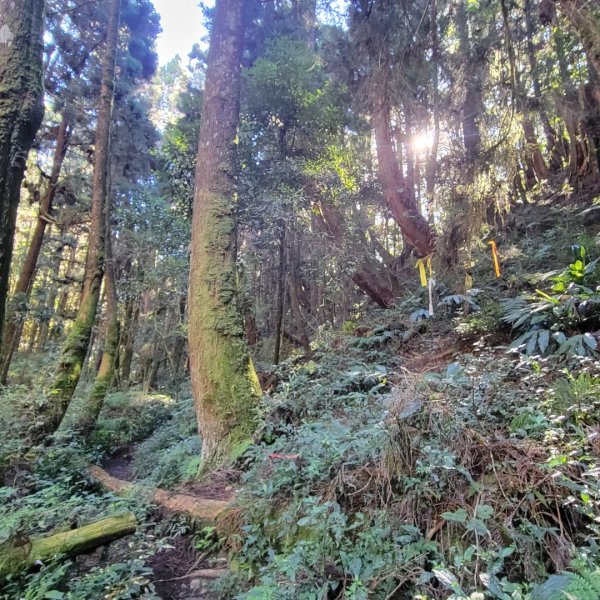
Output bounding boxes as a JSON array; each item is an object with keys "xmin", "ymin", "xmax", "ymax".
[
  {"xmin": 526, "ymin": 332, "xmax": 538, "ymax": 355},
  {"xmin": 475, "ymin": 504, "xmax": 494, "ymax": 520},
  {"xmin": 441, "ymin": 508, "xmax": 468, "ymax": 523},
  {"xmin": 467, "ymin": 518, "xmax": 488, "ymax": 535},
  {"xmin": 538, "ymin": 330, "xmax": 550, "ymax": 354},
  {"xmin": 583, "ymin": 334, "xmax": 597, "ymax": 350},
  {"xmin": 44, "ymin": 592, "xmax": 65, "ymax": 600},
  {"xmin": 433, "ymin": 567, "xmax": 462, "ymax": 592}
]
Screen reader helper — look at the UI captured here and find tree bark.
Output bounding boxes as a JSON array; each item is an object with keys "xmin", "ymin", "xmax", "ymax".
[
  {"xmin": 456, "ymin": 0, "xmax": 483, "ymax": 159},
  {"xmin": 188, "ymin": 0, "xmax": 262, "ymax": 467},
  {"xmin": 36, "ymin": 0, "xmax": 121, "ymax": 440},
  {"xmin": 89, "ymin": 466, "xmax": 230, "ymax": 522},
  {"xmin": 316, "ymin": 198, "xmax": 396, "ymax": 308},
  {"xmin": 524, "ymin": 0, "xmax": 563, "ymax": 170},
  {"xmin": 426, "ymin": 0, "xmax": 441, "ymax": 223},
  {"xmin": 500, "ymin": 0, "xmax": 548, "ymax": 186},
  {"xmin": 119, "ymin": 296, "xmax": 139, "ymax": 388},
  {"xmin": 372, "ymin": 102, "xmax": 435, "ymax": 257},
  {"xmin": 0, "ymin": 117, "xmax": 70, "ymax": 382},
  {"xmin": 73, "ymin": 201, "xmax": 119, "ymax": 432},
  {"xmin": 273, "ymin": 227, "xmax": 285, "ymax": 365},
  {"xmin": 0, "ymin": 0, "xmax": 45, "ymax": 354},
  {"xmin": 0, "ymin": 513, "xmax": 137, "ymax": 578},
  {"xmin": 556, "ymin": 0, "xmax": 600, "ymax": 78}
]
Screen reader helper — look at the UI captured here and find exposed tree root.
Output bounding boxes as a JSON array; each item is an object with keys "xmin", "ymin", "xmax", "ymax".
[{"xmin": 89, "ymin": 466, "xmax": 230, "ymax": 522}]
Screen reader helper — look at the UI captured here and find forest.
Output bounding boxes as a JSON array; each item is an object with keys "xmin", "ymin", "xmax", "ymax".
[{"xmin": 1, "ymin": 0, "xmax": 600, "ymax": 597}]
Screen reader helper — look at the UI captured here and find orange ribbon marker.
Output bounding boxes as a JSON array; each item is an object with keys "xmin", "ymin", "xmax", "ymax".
[{"xmin": 488, "ymin": 241, "xmax": 501, "ymax": 278}]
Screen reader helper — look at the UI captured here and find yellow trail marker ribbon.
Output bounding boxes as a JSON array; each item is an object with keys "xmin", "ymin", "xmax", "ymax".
[
  {"xmin": 416, "ymin": 255, "xmax": 433, "ymax": 288},
  {"xmin": 488, "ymin": 241, "xmax": 501, "ymax": 278},
  {"xmin": 416, "ymin": 260, "xmax": 427, "ymax": 287}
]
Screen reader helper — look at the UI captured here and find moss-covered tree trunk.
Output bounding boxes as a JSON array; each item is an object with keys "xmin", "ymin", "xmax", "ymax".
[
  {"xmin": 35, "ymin": 0, "xmax": 121, "ymax": 440},
  {"xmin": 72, "ymin": 203, "xmax": 119, "ymax": 433},
  {"xmin": 119, "ymin": 295, "xmax": 139, "ymax": 388},
  {"xmin": 188, "ymin": 0, "xmax": 262, "ymax": 467},
  {"xmin": 0, "ymin": 513, "xmax": 137, "ymax": 578},
  {"xmin": 0, "ymin": 0, "xmax": 45, "ymax": 355},
  {"xmin": 0, "ymin": 117, "xmax": 70, "ymax": 384}
]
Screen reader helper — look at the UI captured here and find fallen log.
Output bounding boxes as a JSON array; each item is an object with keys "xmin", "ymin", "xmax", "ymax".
[
  {"xmin": 89, "ymin": 466, "xmax": 230, "ymax": 522},
  {"xmin": 0, "ymin": 512, "xmax": 137, "ymax": 577}
]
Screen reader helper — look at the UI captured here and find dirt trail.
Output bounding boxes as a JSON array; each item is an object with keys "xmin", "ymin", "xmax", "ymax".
[
  {"xmin": 101, "ymin": 447, "xmax": 229, "ymax": 599},
  {"xmin": 103, "ymin": 446, "xmax": 134, "ymax": 480}
]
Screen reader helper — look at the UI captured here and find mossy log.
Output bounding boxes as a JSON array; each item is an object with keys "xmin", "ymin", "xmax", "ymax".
[
  {"xmin": 0, "ymin": 512, "xmax": 137, "ymax": 577},
  {"xmin": 89, "ymin": 466, "xmax": 230, "ymax": 522}
]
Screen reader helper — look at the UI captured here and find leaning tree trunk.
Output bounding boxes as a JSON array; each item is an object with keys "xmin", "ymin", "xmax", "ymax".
[
  {"xmin": 315, "ymin": 197, "xmax": 396, "ymax": 308},
  {"xmin": 36, "ymin": 0, "xmax": 121, "ymax": 440},
  {"xmin": 188, "ymin": 0, "xmax": 262, "ymax": 467},
  {"xmin": 372, "ymin": 101, "xmax": 435, "ymax": 257},
  {"xmin": 0, "ymin": 117, "xmax": 70, "ymax": 383},
  {"xmin": 0, "ymin": 0, "xmax": 45, "ymax": 354}
]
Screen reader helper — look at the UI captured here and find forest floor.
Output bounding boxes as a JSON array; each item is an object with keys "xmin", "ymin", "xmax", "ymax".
[{"xmin": 2, "ymin": 194, "xmax": 600, "ymax": 599}]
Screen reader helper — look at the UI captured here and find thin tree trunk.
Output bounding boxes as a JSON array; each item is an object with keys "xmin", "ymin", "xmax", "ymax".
[
  {"xmin": 52, "ymin": 238, "xmax": 78, "ymax": 338},
  {"xmin": 36, "ymin": 0, "xmax": 121, "ymax": 440},
  {"xmin": 0, "ymin": 118, "xmax": 70, "ymax": 381},
  {"xmin": 273, "ymin": 227, "xmax": 285, "ymax": 365},
  {"xmin": 0, "ymin": 0, "xmax": 45, "ymax": 353},
  {"xmin": 426, "ymin": 0, "xmax": 441, "ymax": 223},
  {"xmin": 188, "ymin": 0, "xmax": 262, "ymax": 467},
  {"xmin": 287, "ymin": 235, "xmax": 310, "ymax": 353},
  {"xmin": 119, "ymin": 298, "xmax": 139, "ymax": 388},
  {"xmin": 500, "ymin": 0, "xmax": 548, "ymax": 185},
  {"xmin": 524, "ymin": 0, "xmax": 563, "ymax": 169}
]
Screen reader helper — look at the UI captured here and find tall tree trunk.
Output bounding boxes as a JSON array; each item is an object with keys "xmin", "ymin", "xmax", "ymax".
[
  {"xmin": 287, "ymin": 232, "xmax": 310, "ymax": 352},
  {"xmin": 0, "ymin": 117, "xmax": 70, "ymax": 382},
  {"xmin": 556, "ymin": 0, "xmax": 600, "ymax": 77},
  {"xmin": 426, "ymin": 0, "xmax": 441, "ymax": 223},
  {"xmin": 273, "ymin": 227, "xmax": 285, "ymax": 365},
  {"xmin": 72, "ymin": 201, "xmax": 119, "ymax": 432},
  {"xmin": 456, "ymin": 0, "xmax": 483, "ymax": 159},
  {"xmin": 188, "ymin": 0, "xmax": 262, "ymax": 467},
  {"xmin": 36, "ymin": 0, "xmax": 121, "ymax": 440},
  {"xmin": 500, "ymin": 0, "xmax": 548, "ymax": 185},
  {"xmin": 119, "ymin": 297, "xmax": 139, "ymax": 388},
  {"xmin": 37, "ymin": 270, "xmax": 60, "ymax": 351},
  {"xmin": 0, "ymin": 0, "xmax": 45, "ymax": 354},
  {"xmin": 52, "ymin": 237, "xmax": 78, "ymax": 338},
  {"xmin": 372, "ymin": 101, "xmax": 435, "ymax": 257},
  {"xmin": 524, "ymin": 0, "xmax": 563, "ymax": 169}
]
